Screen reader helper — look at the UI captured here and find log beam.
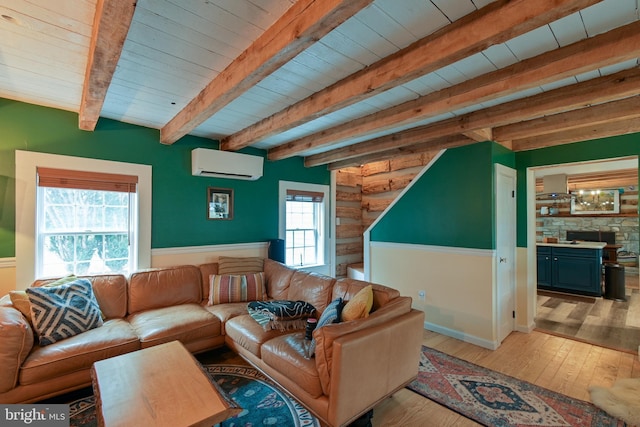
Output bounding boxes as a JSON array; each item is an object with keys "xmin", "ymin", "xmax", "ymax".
[
  {"xmin": 160, "ymin": 0, "xmax": 372, "ymax": 145},
  {"xmin": 280, "ymin": 20, "xmax": 640, "ymax": 160},
  {"xmin": 223, "ymin": 0, "xmax": 601, "ymax": 152},
  {"xmin": 79, "ymin": 0, "xmax": 136, "ymax": 131}
]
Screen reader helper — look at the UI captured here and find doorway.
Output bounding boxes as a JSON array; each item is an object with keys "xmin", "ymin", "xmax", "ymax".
[{"xmin": 527, "ymin": 157, "xmax": 640, "ymax": 353}]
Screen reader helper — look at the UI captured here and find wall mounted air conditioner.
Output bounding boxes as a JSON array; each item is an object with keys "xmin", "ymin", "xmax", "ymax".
[{"xmin": 191, "ymin": 148, "xmax": 263, "ymax": 180}]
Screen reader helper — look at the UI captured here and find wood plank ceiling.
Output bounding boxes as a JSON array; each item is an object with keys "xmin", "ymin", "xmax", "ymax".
[{"xmin": 1, "ymin": 0, "xmax": 639, "ymax": 169}]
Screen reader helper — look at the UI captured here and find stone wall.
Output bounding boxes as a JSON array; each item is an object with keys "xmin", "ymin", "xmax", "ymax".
[{"xmin": 537, "ymin": 216, "xmax": 639, "ymax": 262}]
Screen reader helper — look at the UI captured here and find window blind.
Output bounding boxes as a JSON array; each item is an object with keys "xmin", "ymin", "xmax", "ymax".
[
  {"xmin": 286, "ymin": 189, "xmax": 324, "ymax": 202},
  {"xmin": 37, "ymin": 167, "xmax": 138, "ymax": 193}
]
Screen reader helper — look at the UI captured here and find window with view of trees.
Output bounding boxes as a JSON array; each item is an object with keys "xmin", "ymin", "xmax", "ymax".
[
  {"xmin": 282, "ymin": 185, "xmax": 327, "ymax": 268},
  {"xmin": 36, "ymin": 168, "xmax": 138, "ymax": 277}
]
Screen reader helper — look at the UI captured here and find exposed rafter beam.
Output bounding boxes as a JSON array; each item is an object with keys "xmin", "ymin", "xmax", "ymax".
[
  {"xmin": 463, "ymin": 128, "xmax": 493, "ymax": 142},
  {"xmin": 159, "ymin": 0, "xmax": 372, "ymax": 145},
  {"xmin": 494, "ymin": 95, "xmax": 640, "ymax": 141},
  {"xmin": 327, "ymin": 135, "xmax": 474, "ymax": 170},
  {"xmin": 512, "ymin": 117, "xmax": 640, "ymax": 151},
  {"xmin": 306, "ymin": 128, "xmax": 470, "ymax": 167},
  {"xmin": 277, "ymin": 20, "xmax": 640, "ymax": 161},
  {"xmin": 78, "ymin": 0, "xmax": 136, "ymax": 131},
  {"xmin": 305, "ymin": 66, "xmax": 640, "ymax": 167},
  {"xmin": 223, "ymin": 0, "xmax": 601, "ymax": 152}
]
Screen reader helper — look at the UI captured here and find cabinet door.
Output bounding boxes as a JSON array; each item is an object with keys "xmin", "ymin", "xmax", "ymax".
[
  {"xmin": 552, "ymin": 255, "xmax": 601, "ymax": 295},
  {"xmin": 537, "ymin": 253, "xmax": 552, "ymax": 288}
]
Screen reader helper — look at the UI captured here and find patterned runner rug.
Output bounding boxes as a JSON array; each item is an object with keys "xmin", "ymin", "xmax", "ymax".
[
  {"xmin": 407, "ymin": 346, "xmax": 625, "ymax": 427},
  {"xmin": 70, "ymin": 364, "xmax": 319, "ymax": 427}
]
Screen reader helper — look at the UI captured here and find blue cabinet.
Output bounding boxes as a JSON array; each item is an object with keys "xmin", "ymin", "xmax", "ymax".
[
  {"xmin": 536, "ymin": 246, "xmax": 552, "ymax": 287},
  {"xmin": 537, "ymin": 246, "xmax": 602, "ymax": 296}
]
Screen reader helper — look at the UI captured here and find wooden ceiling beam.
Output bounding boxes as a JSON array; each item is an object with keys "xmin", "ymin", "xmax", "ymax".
[
  {"xmin": 305, "ymin": 125, "xmax": 471, "ymax": 167},
  {"xmin": 327, "ymin": 135, "xmax": 474, "ymax": 170},
  {"xmin": 223, "ymin": 0, "xmax": 601, "ymax": 152},
  {"xmin": 463, "ymin": 128, "xmax": 493, "ymax": 142},
  {"xmin": 78, "ymin": 0, "xmax": 136, "ymax": 131},
  {"xmin": 494, "ymin": 95, "xmax": 640, "ymax": 141},
  {"xmin": 512, "ymin": 117, "xmax": 640, "ymax": 151},
  {"xmin": 275, "ymin": 20, "xmax": 640, "ymax": 160},
  {"xmin": 159, "ymin": 0, "xmax": 373, "ymax": 145},
  {"xmin": 305, "ymin": 67, "xmax": 640, "ymax": 166}
]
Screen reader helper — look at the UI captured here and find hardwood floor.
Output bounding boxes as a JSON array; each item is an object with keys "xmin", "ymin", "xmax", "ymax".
[
  {"xmin": 535, "ymin": 274, "xmax": 640, "ymax": 354},
  {"xmin": 372, "ymin": 328, "xmax": 640, "ymax": 427}
]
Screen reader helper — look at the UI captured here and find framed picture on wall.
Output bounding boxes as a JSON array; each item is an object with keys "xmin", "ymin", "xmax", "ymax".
[
  {"xmin": 208, "ymin": 187, "xmax": 234, "ymax": 220},
  {"xmin": 570, "ymin": 189, "xmax": 620, "ymax": 214}
]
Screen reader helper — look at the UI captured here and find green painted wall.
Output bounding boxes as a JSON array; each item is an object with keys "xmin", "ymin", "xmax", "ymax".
[
  {"xmin": 370, "ymin": 141, "xmax": 514, "ymax": 249},
  {"xmin": 515, "ymin": 134, "xmax": 640, "ymax": 247},
  {"xmin": 0, "ymin": 98, "xmax": 329, "ymax": 258}
]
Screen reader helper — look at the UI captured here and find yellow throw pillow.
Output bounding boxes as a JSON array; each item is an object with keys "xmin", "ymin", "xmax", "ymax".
[
  {"xmin": 341, "ymin": 285, "xmax": 373, "ymax": 321},
  {"xmin": 9, "ymin": 291, "xmax": 32, "ymax": 320},
  {"xmin": 217, "ymin": 257, "xmax": 264, "ymax": 275}
]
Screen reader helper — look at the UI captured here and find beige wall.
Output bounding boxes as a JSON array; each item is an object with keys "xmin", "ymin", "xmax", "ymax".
[{"xmin": 370, "ymin": 242, "xmax": 498, "ymax": 349}]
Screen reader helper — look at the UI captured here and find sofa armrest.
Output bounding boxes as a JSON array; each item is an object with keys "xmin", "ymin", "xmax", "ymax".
[
  {"xmin": 314, "ymin": 296, "xmax": 412, "ymax": 394},
  {"xmin": 326, "ymin": 309, "xmax": 424, "ymax": 427},
  {"xmin": 0, "ymin": 304, "xmax": 35, "ymax": 393}
]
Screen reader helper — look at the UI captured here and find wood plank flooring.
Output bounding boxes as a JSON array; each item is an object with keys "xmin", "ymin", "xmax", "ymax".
[
  {"xmin": 372, "ymin": 329, "xmax": 640, "ymax": 427},
  {"xmin": 535, "ymin": 275, "xmax": 640, "ymax": 354}
]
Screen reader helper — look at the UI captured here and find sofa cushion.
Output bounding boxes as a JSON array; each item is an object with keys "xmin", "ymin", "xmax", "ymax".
[
  {"xmin": 26, "ymin": 279, "xmax": 104, "ymax": 346},
  {"xmin": 0, "ymin": 306, "xmax": 34, "ymax": 392},
  {"xmin": 203, "ymin": 302, "xmax": 249, "ymax": 334},
  {"xmin": 19, "ymin": 319, "xmax": 139, "ymax": 386},
  {"xmin": 34, "ymin": 274, "xmax": 128, "ymax": 320},
  {"xmin": 287, "ymin": 271, "xmax": 334, "ymax": 315},
  {"xmin": 217, "ymin": 256, "xmax": 264, "ymax": 275},
  {"xmin": 225, "ymin": 314, "xmax": 294, "ymax": 357},
  {"xmin": 128, "ymin": 266, "xmax": 202, "ymax": 314},
  {"xmin": 127, "ymin": 304, "xmax": 220, "ymax": 348},
  {"xmin": 198, "ymin": 262, "xmax": 219, "ymax": 302},
  {"xmin": 264, "ymin": 259, "xmax": 294, "ymax": 300},
  {"xmin": 208, "ymin": 272, "xmax": 266, "ymax": 305},
  {"xmin": 341, "ymin": 285, "xmax": 373, "ymax": 322},
  {"xmin": 261, "ymin": 332, "xmax": 323, "ymax": 398}
]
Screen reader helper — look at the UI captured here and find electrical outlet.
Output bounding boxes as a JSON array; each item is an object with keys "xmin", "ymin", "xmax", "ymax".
[{"xmin": 418, "ymin": 290, "xmax": 426, "ymax": 301}]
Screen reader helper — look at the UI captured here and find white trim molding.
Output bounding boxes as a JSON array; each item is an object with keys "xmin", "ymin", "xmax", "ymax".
[
  {"xmin": 0, "ymin": 257, "xmax": 16, "ymax": 269},
  {"xmin": 369, "ymin": 241, "xmax": 496, "ymax": 258},
  {"xmin": 151, "ymin": 242, "xmax": 268, "ymax": 256},
  {"xmin": 424, "ymin": 321, "xmax": 499, "ymax": 350}
]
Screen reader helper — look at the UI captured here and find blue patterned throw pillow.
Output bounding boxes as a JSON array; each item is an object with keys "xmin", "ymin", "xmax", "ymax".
[
  {"xmin": 26, "ymin": 278, "xmax": 104, "ymax": 346},
  {"xmin": 308, "ymin": 298, "xmax": 343, "ymax": 358}
]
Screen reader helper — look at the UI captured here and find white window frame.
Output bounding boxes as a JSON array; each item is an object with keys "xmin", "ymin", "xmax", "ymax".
[
  {"xmin": 279, "ymin": 180, "xmax": 330, "ymax": 276},
  {"xmin": 15, "ymin": 151, "xmax": 152, "ymax": 289}
]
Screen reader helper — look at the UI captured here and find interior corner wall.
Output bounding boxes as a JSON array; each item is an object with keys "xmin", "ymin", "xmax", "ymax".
[
  {"xmin": 369, "ymin": 142, "xmax": 496, "ymax": 249},
  {"xmin": 0, "ymin": 98, "xmax": 330, "ymax": 260},
  {"xmin": 368, "ymin": 141, "xmax": 515, "ymax": 348}
]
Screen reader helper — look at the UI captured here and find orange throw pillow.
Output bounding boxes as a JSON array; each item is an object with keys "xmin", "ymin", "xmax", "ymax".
[{"xmin": 341, "ymin": 285, "xmax": 373, "ymax": 321}]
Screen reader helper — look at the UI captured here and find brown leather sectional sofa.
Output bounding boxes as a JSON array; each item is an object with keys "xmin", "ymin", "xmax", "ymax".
[{"xmin": 0, "ymin": 259, "xmax": 424, "ymax": 427}]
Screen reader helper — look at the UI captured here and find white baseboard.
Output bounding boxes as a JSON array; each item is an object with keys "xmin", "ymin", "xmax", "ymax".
[{"xmin": 424, "ymin": 321, "xmax": 499, "ymax": 350}]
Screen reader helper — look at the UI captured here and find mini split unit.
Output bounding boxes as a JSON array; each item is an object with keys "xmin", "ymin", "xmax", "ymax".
[{"xmin": 191, "ymin": 148, "xmax": 263, "ymax": 181}]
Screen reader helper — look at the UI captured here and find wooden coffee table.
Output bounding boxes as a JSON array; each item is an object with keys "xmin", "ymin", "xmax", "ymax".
[{"xmin": 91, "ymin": 341, "xmax": 240, "ymax": 427}]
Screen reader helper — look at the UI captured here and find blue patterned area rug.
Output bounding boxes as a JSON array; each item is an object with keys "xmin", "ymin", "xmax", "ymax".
[
  {"xmin": 407, "ymin": 346, "xmax": 626, "ymax": 427},
  {"xmin": 69, "ymin": 364, "xmax": 319, "ymax": 427}
]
